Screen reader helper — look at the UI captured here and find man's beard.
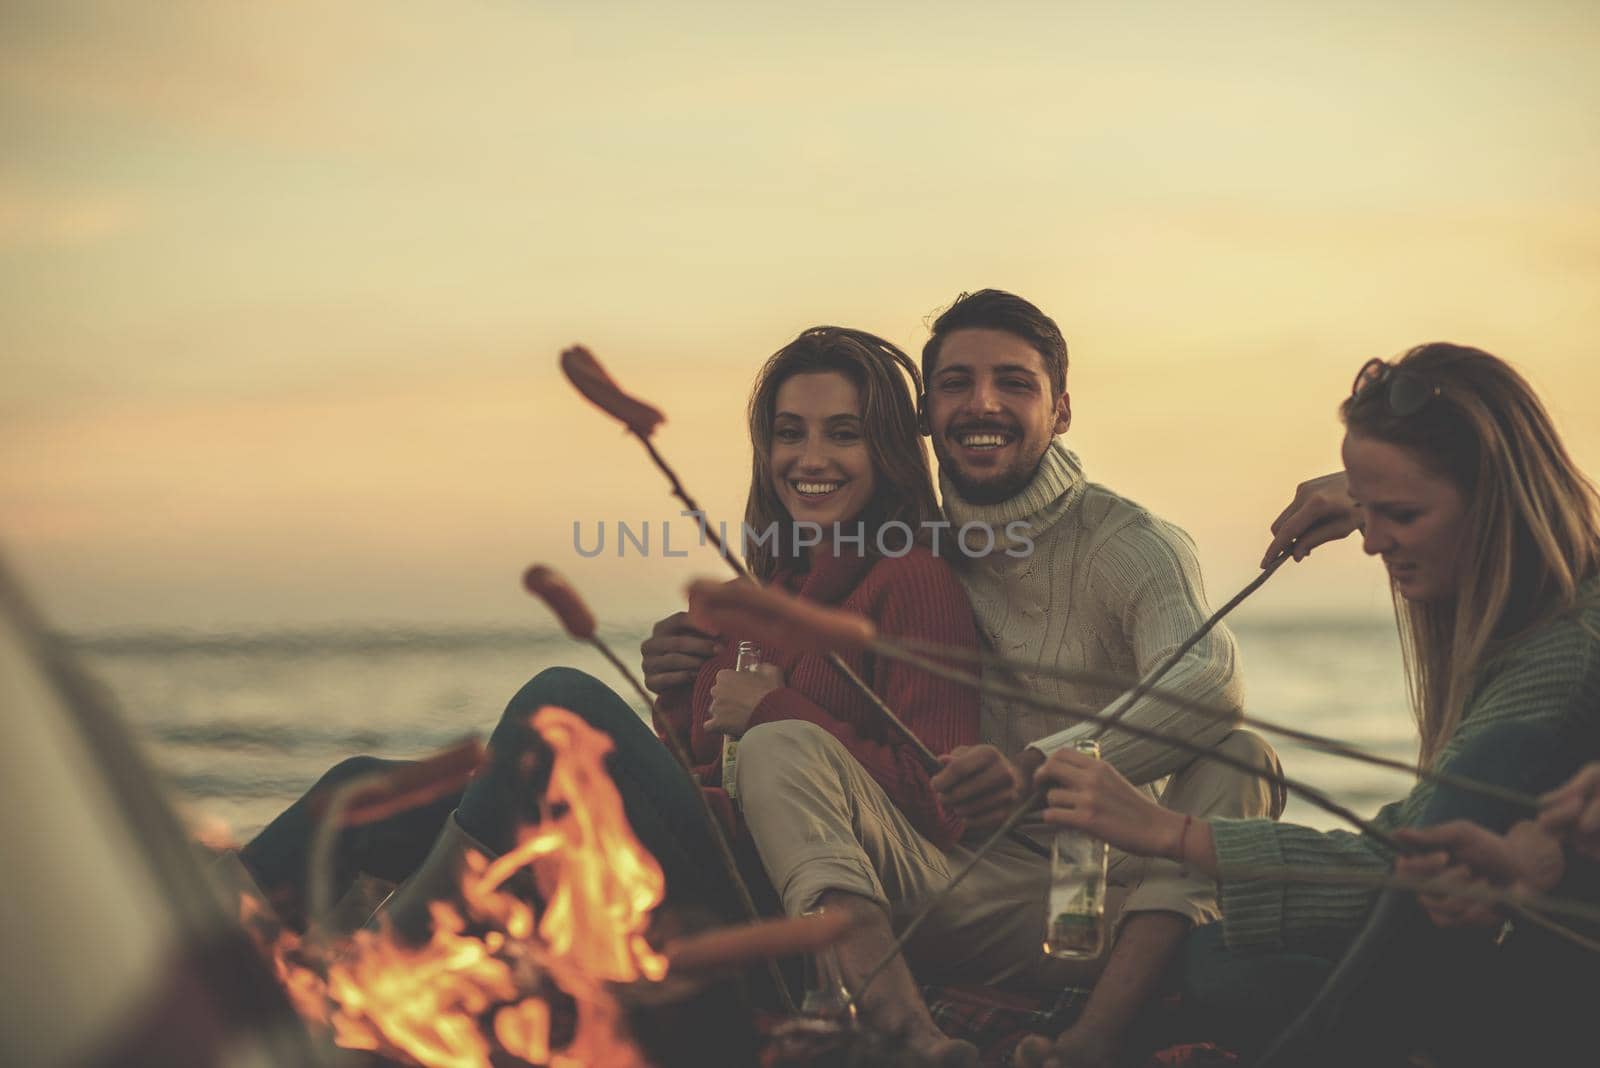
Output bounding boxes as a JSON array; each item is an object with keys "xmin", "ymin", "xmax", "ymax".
[{"xmin": 934, "ymin": 437, "xmax": 1050, "ymax": 506}]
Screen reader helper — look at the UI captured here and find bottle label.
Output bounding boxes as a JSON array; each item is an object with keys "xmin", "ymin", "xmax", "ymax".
[{"xmin": 722, "ymin": 736, "xmax": 740, "ymax": 801}]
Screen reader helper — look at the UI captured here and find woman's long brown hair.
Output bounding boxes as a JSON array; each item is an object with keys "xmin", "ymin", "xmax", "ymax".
[
  {"xmin": 1342, "ymin": 342, "xmax": 1600, "ymax": 767},
  {"xmin": 743, "ymin": 327, "xmax": 942, "ymax": 582}
]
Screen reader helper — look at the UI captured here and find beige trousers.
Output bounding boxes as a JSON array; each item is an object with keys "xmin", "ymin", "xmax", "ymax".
[{"xmin": 737, "ymin": 721, "xmax": 1283, "ymax": 987}]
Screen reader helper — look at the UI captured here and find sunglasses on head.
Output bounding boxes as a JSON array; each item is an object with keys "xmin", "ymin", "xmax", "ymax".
[{"xmin": 1351, "ymin": 357, "xmax": 1441, "ymax": 417}]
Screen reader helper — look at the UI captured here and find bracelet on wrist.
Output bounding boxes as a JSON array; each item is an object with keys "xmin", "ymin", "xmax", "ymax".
[{"xmin": 1174, "ymin": 814, "xmax": 1194, "ymax": 877}]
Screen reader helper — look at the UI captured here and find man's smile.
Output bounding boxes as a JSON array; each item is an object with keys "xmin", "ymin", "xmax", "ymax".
[{"xmin": 950, "ymin": 424, "xmax": 1018, "ymax": 455}]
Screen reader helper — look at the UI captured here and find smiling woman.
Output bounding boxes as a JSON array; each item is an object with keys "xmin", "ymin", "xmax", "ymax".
[
  {"xmin": 233, "ymin": 326, "xmax": 984, "ymax": 1055},
  {"xmin": 743, "ymin": 327, "xmax": 942, "ymax": 580},
  {"xmin": 769, "ymin": 373, "xmax": 877, "ymax": 536}
]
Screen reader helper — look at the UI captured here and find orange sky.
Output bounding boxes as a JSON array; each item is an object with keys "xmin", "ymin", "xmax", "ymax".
[{"xmin": 3, "ymin": 1, "xmax": 1598, "ymax": 630}]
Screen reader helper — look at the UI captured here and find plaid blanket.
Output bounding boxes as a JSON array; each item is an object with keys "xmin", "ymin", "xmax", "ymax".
[{"xmin": 922, "ymin": 984, "xmax": 1239, "ymax": 1068}]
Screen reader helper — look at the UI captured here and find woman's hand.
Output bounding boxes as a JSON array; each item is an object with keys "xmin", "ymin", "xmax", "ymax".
[
  {"xmin": 1393, "ymin": 819, "xmax": 1566, "ymax": 930},
  {"xmin": 705, "ymin": 663, "xmax": 784, "ymax": 738},
  {"xmin": 1261, "ymin": 471, "xmax": 1360, "ymax": 567},
  {"xmin": 1539, "ymin": 762, "xmax": 1600, "ymax": 860},
  {"xmin": 1035, "ymin": 747, "xmax": 1185, "ymax": 860},
  {"xmin": 1391, "ymin": 845, "xmax": 1502, "ymax": 930}
]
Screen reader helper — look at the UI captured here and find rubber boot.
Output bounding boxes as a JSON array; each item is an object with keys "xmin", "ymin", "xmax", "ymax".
[{"xmin": 370, "ymin": 811, "xmax": 499, "ymax": 945}]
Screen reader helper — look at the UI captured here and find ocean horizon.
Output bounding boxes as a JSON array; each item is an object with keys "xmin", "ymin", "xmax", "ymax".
[{"xmin": 64, "ymin": 615, "xmax": 1415, "ymax": 842}]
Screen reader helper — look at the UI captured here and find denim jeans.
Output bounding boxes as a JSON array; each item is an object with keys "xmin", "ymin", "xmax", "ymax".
[
  {"xmin": 239, "ymin": 753, "xmax": 458, "ymax": 930},
  {"xmin": 242, "ymin": 667, "xmax": 764, "ymax": 930},
  {"xmin": 454, "ymin": 666, "xmax": 762, "ymax": 923}
]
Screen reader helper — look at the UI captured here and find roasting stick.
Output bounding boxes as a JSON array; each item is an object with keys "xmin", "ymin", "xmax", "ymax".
[
  {"xmin": 689, "ymin": 573, "xmax": 1403, "ymax": 848},
  {"xmin": 889, "ymin": 636, "xmax": 1539, "ymax": 812},
  {"xmin": 705, "ymin": 557, "xmax": 1361, "ymax": 1006},
  {"xmin": 306, "ymin": 740, "xmax": 487, "ymax": 934},
  {"xmin": 664, "ymin": 909, "xmax": 854, "ymax": 975},
  {"xmin": 884, "ymin": 644, "xmax": 1402, "ymax": 845},
  {"xmin": 688, "ymin": 569, "xmax": 1431, "ymax": 1004},
  {"xmin": 1231, "ymin": 865, "xmax": 1600, "ymax": 955},
  {"xmin": 1229, "ymin": 864, "xmax": 1600, "ymax": 929},
  {"xmin": 856, "ymin": 643, "xmax": 1600, "ymax": 993},
  {"xmin": 563, "ymin": 348, "xmax": 1578, "ymax": 978},
  {"xmin": 565, "ymin": 346, "xmax": 942, "ymax": 769},
  {"xmin": 522, "ymin": 566, "xmax": 799, "ymax": 1014},
  {"xmin": 904, "ymin": 542, "xmax": 1531, "ymax": 809},
  {"xmin": 690, "ymin": 576, "xmax": 1404, "ymax": 845},
  {"xmin": 1093, "ymin": 550, "xmax": 1294, "ymax": 732},
  {"xmin": 561, "ymin": 344, "xmax": 1047, "ymax": 859},
  {"xmin": 870, "ymin": 642, "xmax": 1599, "ymax": 957}
]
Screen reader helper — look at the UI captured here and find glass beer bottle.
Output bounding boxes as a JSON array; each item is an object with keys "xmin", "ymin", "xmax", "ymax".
[
  {"xmin": 799, "ymin": 907, "xmax": 857, "ymax": 1027},
  {"xmin": 1043, "ymin": 739, "xmax": 1108, "ymax": 959},
  {"xmin": 721, "ymin": 640, "xmax": 761, "ymax": 803}
]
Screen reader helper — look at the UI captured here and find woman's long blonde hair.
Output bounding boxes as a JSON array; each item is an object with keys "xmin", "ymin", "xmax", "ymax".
[{"xmin": 1342, "ymin": 343, "xmax": 1600, "ymax": 768}]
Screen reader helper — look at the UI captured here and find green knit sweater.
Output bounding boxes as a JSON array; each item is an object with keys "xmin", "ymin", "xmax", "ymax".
[{"xmin": 1210, "ymin": 583, "xmax": 1600, "ymax": 954}]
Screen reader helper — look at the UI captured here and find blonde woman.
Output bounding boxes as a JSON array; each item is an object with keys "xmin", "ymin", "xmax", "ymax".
[{"xmin": 1020, "ymin": 343, "xmax": 1600, "ymax": 1066}]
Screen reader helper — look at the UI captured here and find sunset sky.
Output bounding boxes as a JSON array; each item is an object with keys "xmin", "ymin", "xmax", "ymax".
[{"xmin": 4, "ymin": 1, "xmax": 1597, "ymax": 631}]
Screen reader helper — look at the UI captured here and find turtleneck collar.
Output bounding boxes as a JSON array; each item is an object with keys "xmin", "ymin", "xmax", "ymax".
[{"xmin": 940, "ymin": 438, "xmax": 1084, "ymax": 531}]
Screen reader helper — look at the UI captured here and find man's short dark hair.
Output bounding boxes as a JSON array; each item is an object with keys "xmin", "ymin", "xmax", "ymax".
[{"xmin": 921, "ymin": 289, "xmax": 1069, "ymax": 398}]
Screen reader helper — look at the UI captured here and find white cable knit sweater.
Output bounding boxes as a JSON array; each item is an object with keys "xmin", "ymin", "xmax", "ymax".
[{"xmin": 941, "ymin": 440, "xmax": 1245, "ymax": 785}]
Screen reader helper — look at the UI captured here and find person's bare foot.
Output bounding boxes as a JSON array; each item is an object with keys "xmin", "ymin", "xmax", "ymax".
[
  {"xmin": 1011, "ymin": 1025, "xmax": 1116, "ymax": 1068},
  {"xmin": 908, "ymin": 1032, "xmax": 980, "ymax": 1068},
  {"xmin": 1013, "ymin": 1033, "xmax": 1052, "ymax": 1067},
  {"xmin": 814, "ymin": 891, "xmax": 977, "ymax": 1067}
]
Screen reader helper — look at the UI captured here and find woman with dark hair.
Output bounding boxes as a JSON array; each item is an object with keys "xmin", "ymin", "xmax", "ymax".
[
  {"xmin": 239, "ymin": 329, "xmax": 981, "ymax": 982},
  {"xmin": 628, "ymin": 326, "xmax": 981, "ymax": 853},
  {"xmin": 1016, "ymin": 343, "xmax": 1600, "ymax": 1066}
]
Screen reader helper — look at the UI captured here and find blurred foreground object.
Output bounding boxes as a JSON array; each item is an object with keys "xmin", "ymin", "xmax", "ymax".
[{"xmin": 0, "ymin": 555, "xmax": 317, "ymax": 1067}]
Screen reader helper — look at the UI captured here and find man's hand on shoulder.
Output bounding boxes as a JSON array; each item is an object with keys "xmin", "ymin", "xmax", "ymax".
[
  {"xmin": 932, "ymin": 745, "xmax": 1043, "ymax": 833},
  {"xmin": 639, "ymin": 611, "xmax": 717, "ymax": 694}
]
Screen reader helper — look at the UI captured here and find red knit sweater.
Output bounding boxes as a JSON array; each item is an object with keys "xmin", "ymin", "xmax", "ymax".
[{"xmin": 654, "ymin": 545, "xmax": 980, "ymax": 849}]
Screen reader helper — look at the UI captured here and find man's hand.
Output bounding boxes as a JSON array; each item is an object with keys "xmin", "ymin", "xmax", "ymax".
[
  {"xmin": 1393, "ymin": 819, "xmax": 1566, "ymax": 930},
  {"xmin": 1262, "ymin": 471, "xmax": 1360, "ymax": 567},
  {"xmin": 639, "ymin": 611, "xmax": 717, "ymax": 694},
  {"xmin": 705, "ymin": 663, "xmax": 783, "ymax": 738},
  {"xmin": 1540, "ymin": 762, "xmax": 1600, "ymax": 860},
  {"xmin": 932, "ymin": 745, "xmax": 1040, "ymax": 833}
]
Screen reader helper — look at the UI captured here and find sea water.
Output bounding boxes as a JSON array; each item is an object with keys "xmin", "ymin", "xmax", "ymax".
[{"xmin": 64, "ymin": 617, "xmax": 1412, "ymax": 843}]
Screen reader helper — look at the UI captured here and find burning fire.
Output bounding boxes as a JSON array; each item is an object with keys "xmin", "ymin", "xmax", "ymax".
[{"xmin": 245, "ymin": 706, "xmax": 667, "ymax": 1067}]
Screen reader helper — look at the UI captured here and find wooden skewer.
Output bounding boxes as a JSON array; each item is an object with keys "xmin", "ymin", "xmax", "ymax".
[
  {"xmin": 563, "ymin": 344, "xmax": 1046, "ymax": 857},
  {"xmin": 685, "ymin": 576, "xmax": 1050, "ymax": 859},
  {"xmin": 664, "ymin": 911, "xmax": 853, "ymax": 974},
  {"xmin": 1094, "ymin": 551, "xmax": 1292, "ymax": 731},
  {"xmin": 305, "ymin": 742, "xmax": 487, "ymax": 935},
  {"xmin": 880, "ymin": 640, "xmax": 1400, "ymax": 847},
  {"xmin": 1226, "ymin": 863, "xmax": 1600, "ymax": 929},
  {"xmin": 524, "ymin": 564, "xmax": 801, "ymax": 1014},
  {"xmin": 889, "ymin": 634, "xmax": 1539, "ymax": 812},
  {"xmin": 305, "ymin": 738, "xmax": 486, "ymax": 828},
  {"xmin": 851, "ymin": 562, "xmax": 1303, "ymax": 1005}
]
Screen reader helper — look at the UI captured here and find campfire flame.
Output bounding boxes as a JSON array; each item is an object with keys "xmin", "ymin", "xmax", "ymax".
[{"xmin": 245, "ymin": 706, "xmax": 666, "ymax": 1067}]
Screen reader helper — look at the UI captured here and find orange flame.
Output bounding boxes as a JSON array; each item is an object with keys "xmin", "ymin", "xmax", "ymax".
[{"xmin": 249, "ymin": 706, "xmax": 667, "ymax": 1067}]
